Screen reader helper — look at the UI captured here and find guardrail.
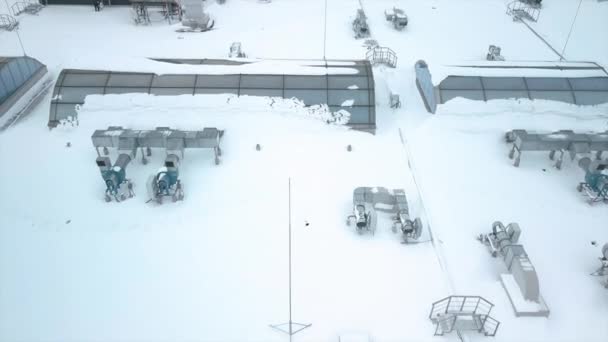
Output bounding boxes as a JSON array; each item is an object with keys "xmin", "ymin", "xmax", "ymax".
[
  {"xmin": 366, "ymin": 47, "xmax": 397, "ymax": 68},
  {"xmin": 0, "ymin": 14, "xmax": 18, "ymax": 31}
]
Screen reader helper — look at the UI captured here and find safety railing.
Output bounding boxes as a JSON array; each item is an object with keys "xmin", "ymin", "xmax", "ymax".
[
  {"xmin": 429, "ymin": 295, "xmax": 494, "ymax": 319},
  {"xmin": 0, "ymin": 14, "xmax": 18, "ymax": 31},
  {"xmin": 507, "ymin": 1, "xmax": 540, "ymax": 22},
  {"xmin": 365, "ymin": 47, "xmax": 397, "ymax": 68},
  {"xmin": 480, "ymin": 314, "xmax": 500, "ymax": 336},
  {"xmin": 11, "ymin": 0, "xmax": 44, "ymax": 16},
  {"xmin": 433, "ymin": 314, "xmax": 457, "ymax": 336}
]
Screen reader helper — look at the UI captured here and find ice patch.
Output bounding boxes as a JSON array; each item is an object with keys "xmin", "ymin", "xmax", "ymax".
[{"xmin": 341, "ymin": 99, "xmax": 355, "ymax": 107}]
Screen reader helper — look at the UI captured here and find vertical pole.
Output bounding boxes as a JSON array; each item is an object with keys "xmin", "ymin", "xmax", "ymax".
[
  {"xmin": 269, "ymin": 178, "xmax": 310, "ymax": 338},
  {"xmin": 288, "ymin": 177, "xmax": 293, "ymax": 340}
]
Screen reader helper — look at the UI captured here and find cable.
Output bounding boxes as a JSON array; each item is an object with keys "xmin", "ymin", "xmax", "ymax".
[{"xmin": 561, "ymin": 0, "xmax": 584, "ymax": 60}]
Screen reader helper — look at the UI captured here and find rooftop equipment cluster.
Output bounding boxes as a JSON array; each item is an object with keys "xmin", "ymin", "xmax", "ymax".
[
  {"xmin": 92, "ymin": 126, "xmax": 223, "ymax": 203},
  {"xmin": 478, "ymin": 221, "xmax": 550, "ymax": 317},
  {"xmin": 506, "ymin": 130, "xmax": 608, "ymax": 203},
  {"xmin": 346, "ymin": 187, "xmax": 423, "ymax": 243}
]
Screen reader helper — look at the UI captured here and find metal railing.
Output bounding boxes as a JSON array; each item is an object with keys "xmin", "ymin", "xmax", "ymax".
[
  {"xmin": 0, "ymin": 14, "xmax": 18, "ymax": 31},
  {"xmin": 429, "ymin": 296, "xmax": 494, "ymax": 319},
  {"xmin": 433, "ymin": 314, "xmax": 457, "ymax": 336},
  {"xmin": 366, "ymin": 47, "xmax": 397, "ymax": 68},
  {"xmin": 507, "ymin": 1, "xmax": 540, "ymax": 22},
  {"xmin": 429, "ymin": 296, "xmax": 500, "ymax": 337},
  {"xmin": 10, "ymin": 0, "xmax": 43, "ymax": 16},
  {"xmin": 479, "ymin": 314, "xmax": 500, "ymax": 336}
]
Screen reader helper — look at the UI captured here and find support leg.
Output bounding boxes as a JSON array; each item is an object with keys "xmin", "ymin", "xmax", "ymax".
[
  {"xmin": 549, "ymin": 150, "xmax": 556, "ymax": 161},
  {"xmin": 140, "ymin": 147, "xmax": 148, "ymax": 165},
  {"xmin": 508, "ymin": 145, "xmax": 516, "ymax": 159},
  {"xmin": 555, "ymin": 150, "xmax": 564, "ymax": 170},
  {"xmin": 597, "ymin": 150, "xmax": 603, "ymax": 160},
  {"xmin": 513, "ymin": 148, "xmax": 521, "ymax": 167}
]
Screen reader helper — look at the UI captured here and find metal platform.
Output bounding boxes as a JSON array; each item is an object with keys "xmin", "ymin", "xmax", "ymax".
[
  {"xmin": 366, "ymin": 47, "xmax": 397, "ymax": 68},
  {"xmin": 429, "ymin": 296, "xmax": 500, "ymax": 337}
]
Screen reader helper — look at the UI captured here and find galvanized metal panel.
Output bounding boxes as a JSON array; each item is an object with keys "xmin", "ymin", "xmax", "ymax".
[
  {"xmin": 138, "ymin": 130, "xmax": 166, "ymax": 147},
  {"xmin": 328, "ymin": 76, "xmax": 368, "ymax": 89},
  {"xmin": 573, "ymin": 91, "xmax": 608, "ymax": 105},
  {"xmin": 107, "ymin": 73, "xmax": 154, "ymax": 87},
  {"xmin": 59, "ymin": 87, "xmax": 104, "ymax": 103},
  {"xmin": 62, "ymin": 72, "xmax": 108, "ymax": 87},
  {"xmin": 525, "ymin": 77, "xmax": 571, "ymax": 91},
  {"xmin": 589, "ymin": 133, "xmax": 608, "ymax": 150},
  {"xmin": 118, "ymin": 130, "xmax": 139, "ymax": 151},
  {"xmin": 529, "ymin": 90, "xmax": 575, "ymax": 103},
  {"xmin": 195, "ymin": 75, "xmax": 240, "ymax": 88},
  {"xmin": 91, "ymin": 129, "xmax": 116, "ymax": 147},
  {"xmin": 240, "ymin": 88, "xmax": 283, "ymax": 97},
  {"xmin": 150, "ymin": 88, "xmax": 194, "ymax": 96},
  {"xmin": 568, "ymin": 77, "xmax": 608, "ymax": 91},
  {"xmin": 240, "ymin": 75, "xmax": 283, "ymax": 89},
  {"xmin": 414, "ymin": 59, "xmax": 436, "ymax": 111},
  {"xmin": 482, "ymin": 77, "xmax": 527, "ymax": 90},
  {"xmin": 104, "ymin": 87, "xmax": 151, "ymax": 95},
  {"xmin": 166, "ymin": 130, "xmax": 186, "ymax": 150},
  {"xmin": 485, "ymin": 90, "xmax": 529, "ymax": 100},
  {"xmin": 194, "ymin": 88, "xmax": 238, "ymax": 95},
  {"xmin": 0, "ymin": 65, "xmax": 16, "ymax": 93},
  {"xmin": 328, "ymin": 89, "xmax": 370, "ymax": 106},
  {"xmin": 284, "ymin": 89, "xmax": 327, "ymax": 105},
  {"xmin": 6, "ymin": 59, "xmax": 25, "ymax": 87},
  {"xmin": 54, "ymin": 103, "xmax": 79, "ymax": 118},
  {"xmin": 284, "ymin": 75, "xmax": 327, "ymax": 89},
  {"xmin": 439, "ymin": 76, "xmax": 483, "ymax": 90},
  {"xmin": 184, "ymin": 128, "xmax": 219, "ymax": 148},
  {"xmin": 151, "ymin": 74, "xmax": 196, "ymax": 88}
]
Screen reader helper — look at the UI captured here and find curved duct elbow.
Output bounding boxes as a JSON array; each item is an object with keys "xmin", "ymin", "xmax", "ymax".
[
  {"xmin": 579, "ymin": 157, "xmax": 592, "ymax": 172},
  {"xmin": 114, "ymin": 153, "xmax": 132, "ymax": 170}
]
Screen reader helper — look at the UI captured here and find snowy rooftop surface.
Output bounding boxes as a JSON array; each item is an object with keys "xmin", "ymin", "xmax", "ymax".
[{"xmin": 1, "ymin": 0, "xmax": 608, "ymax": 341}]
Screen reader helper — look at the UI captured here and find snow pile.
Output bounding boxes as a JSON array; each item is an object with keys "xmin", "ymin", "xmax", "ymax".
[{"xmin": 436, "ymin": 97, "xmax": 608, "ymax": 119}]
